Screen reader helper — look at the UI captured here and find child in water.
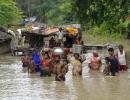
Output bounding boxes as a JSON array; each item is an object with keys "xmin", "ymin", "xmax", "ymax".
[{"xmin": 103, "ymin": 57, "xmax": 110, "ymax": 76}]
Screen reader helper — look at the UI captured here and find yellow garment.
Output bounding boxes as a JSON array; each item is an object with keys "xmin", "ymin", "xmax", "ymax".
[
  {"xmin": 65, "ymin": 27, "xmax": 78, "ymax": 36},
  {"xmin": 71, "ymin": 59, "xmax": 81, "ymax": 67}
]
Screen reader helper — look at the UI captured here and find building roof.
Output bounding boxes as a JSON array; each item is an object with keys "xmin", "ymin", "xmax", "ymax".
[
  {"xmin": 22, "ymin": 22, "xmax": 59, "ymax": 36},
  {"xmin": 22, "ymin": 22, "xmax": 81, "ymax": 36}
]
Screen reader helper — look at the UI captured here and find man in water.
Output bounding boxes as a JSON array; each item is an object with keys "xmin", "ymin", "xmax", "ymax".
[
  {"xmin": 55, "ymin": 59, "xmax": 68, "ymax": 81},
  {"xmin": 89, "ymin": 51, "xmax": 101, "ymax": 71},
  {"xmin": 40, "ymin": 51, "xmax": 51, "ymax": 77},
  {"xmin": 28, "ymin": 57, "xmax": 36, "ymax": 73},
  {"xmin": 108, "ymin": 48, "xmax": 118, "ymax": 76},
  {"xmin": 52, "ymin": 55, "xmax": 61, "ymax": 74},
  {"xmin": 116, "ymin": 45, "xmax": 128, "ymax": 71},
  {"xmin": 21, "ymin": 53, "xmax": 29, "ymax": 67}
]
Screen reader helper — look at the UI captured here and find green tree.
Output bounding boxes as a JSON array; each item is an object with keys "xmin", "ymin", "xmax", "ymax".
[
  {"xmin": 31, "ymin": 0, "xmax": 75, "ymax": 24},
  {"xmin": 0, "ymin": 0, "xmax": 22, "ymax": 27},
  {"xmin": 72, "ymin": 0, "xmax": 129, "ymax": 32}
]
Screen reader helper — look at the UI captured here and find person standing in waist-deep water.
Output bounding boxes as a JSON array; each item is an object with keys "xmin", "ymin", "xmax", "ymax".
[
  {"xmin": 33, "ymin": 49, "xmax": 41, "ymax": 72},
  {"xmin": 40, "ymin": 51, "xmax": 51, "ymax": 77},
  {"xmin": 108, "ymin": 48, "xmax": 118, "ymax": 76},
  {"xmin": 103, "ymin": 57, "xmax": 110, "ymax": 76},
  {"xmin": 55, "ymin": 59, "xmax": 68, "ymax": 81},
  {"xmin": 21, "ymin": 53, "xmax": 29, "ymax": 67},
  {"xmin": 89, "ymin": 51, "xmax": 102, "ymax": 71},
  {"xmin": 28, "ymin": 56, "xmax": 36, "ymax": 73},
  {"xmin": 116, "ymin": 45, "xmax": 128, "ymax": 71},
  {"xmin": 71, "ymin": 53, "xmax": 82, "ymax": 76}
]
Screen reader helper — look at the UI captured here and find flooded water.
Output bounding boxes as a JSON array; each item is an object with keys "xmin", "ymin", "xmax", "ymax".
[{"xmin": 0, "ymin": 54, "xmax": 130, "ymax": 100}]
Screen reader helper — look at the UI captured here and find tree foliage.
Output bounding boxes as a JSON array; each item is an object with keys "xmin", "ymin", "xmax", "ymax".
[
  {"xmin": 0, "ymin": 0, "xmax": 22, "ymax": 27},
  {"xmin": 17, "ymin": 0, "xmax": 130, "ymax": 34},
  {"xmin": 73, "ymin": 0, "xmax": 129, "ymax": 32},
  {"xmin": 30, "ymin": 0, "xmax": 75, "ymax": 24}
]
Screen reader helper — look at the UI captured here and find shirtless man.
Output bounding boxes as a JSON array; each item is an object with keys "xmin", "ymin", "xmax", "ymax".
[
  {"xmin": 55, "ymin": 59, "xmax": 68, "ymax": 81},
  {"xmin": 89, "ymin": 52, "xmax": 101, "ymax": 70},
  {"xmin": 53, "ymin": 55, "xmax": 60, "ymax": 74},
  {"xmin": 28, "ymin": 57, "xmax": 36, "ymax": 73}
]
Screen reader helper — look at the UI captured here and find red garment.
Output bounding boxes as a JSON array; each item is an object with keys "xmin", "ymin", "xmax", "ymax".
[
  {"xmin": 118, "ymin": 65, "xmax": 127, "ymax": 71},
  {"xmin": 42, "ymin": 60, "xmax": 49, "ymax": 69}
]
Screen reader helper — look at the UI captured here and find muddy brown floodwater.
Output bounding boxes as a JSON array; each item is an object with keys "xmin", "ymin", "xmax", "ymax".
[{"xmin": 0, "ymin": 54, "xmax": 130, "ymax": 100}]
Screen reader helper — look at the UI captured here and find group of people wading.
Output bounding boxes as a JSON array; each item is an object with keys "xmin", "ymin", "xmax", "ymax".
[
  {"xmin": 21, "ymin": 44, "xmax": 128, "ymax": 81},
  {"xmin": 88, "ymin": 44, "xmax": 128, "ymax": 76}
]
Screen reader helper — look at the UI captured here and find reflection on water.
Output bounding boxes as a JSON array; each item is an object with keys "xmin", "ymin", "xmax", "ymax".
[{"xmin": 0, "ymin": 54, "xmax": 130, "ymax": 100}]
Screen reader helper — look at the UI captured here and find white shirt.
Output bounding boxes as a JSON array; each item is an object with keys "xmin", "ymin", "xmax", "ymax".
[
  {"xmin": 56, "ymin": 31, "xmax": 63, "ymax": 40},
  {"xmin": 118, "ymin": 50, "xmax": 126, "ymax": 65}
]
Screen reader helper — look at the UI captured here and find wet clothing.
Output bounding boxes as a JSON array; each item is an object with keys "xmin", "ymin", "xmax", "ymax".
[
  {"xmin": 71, "ymin": 58, "xmax": 81, "ymax": 66},
  {"xmin": 71, "ymin": 58, "xmax": 82, "ymax": 75},
  {"xmin": 109, "ymin": 55, "xmax": 118, "ymax": 76},
  {"xmin": 118, "ymin": 50, "xmax": 126, "ymax": 65},
  {"xmin": 40, "ymin": 59, "xmax": 51, "ymax": 77},
  {"xmin": 117, "ymin": 50, "xmax": 127, "ymax": 71},
  {"xmin": 33, "ymin": 52, "xmax": 41, "ymax": 72},
  {"xmin": 33, "ymin": 52, "xmax": 41, "ymax": 65},
  {"xmin": 42, "ymin": 60, "xmax": 49, "ymax": 69},
  {"xmin": 119, "ymin": 65, "xmax": 127, "ymax": 71}
]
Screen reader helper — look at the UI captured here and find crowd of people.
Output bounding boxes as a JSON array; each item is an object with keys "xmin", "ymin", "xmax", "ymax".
[
  {"xmin": 103, "ymin": 45, "xmax": 128, "ymax": 76},
  {"xmin": 21, "ymin": 26, "xmax": 128, "ymax": 81},
  {"xmin": 88, "ymin": 44, "xmax": 128, "ymax": 76},
  {"xmin": 21, "ymin": 44, "xmax": 128, "ymax": 82},
  {"xmin": 21, "ymin": 47, "xmax": 68, "ymax": 81}
]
